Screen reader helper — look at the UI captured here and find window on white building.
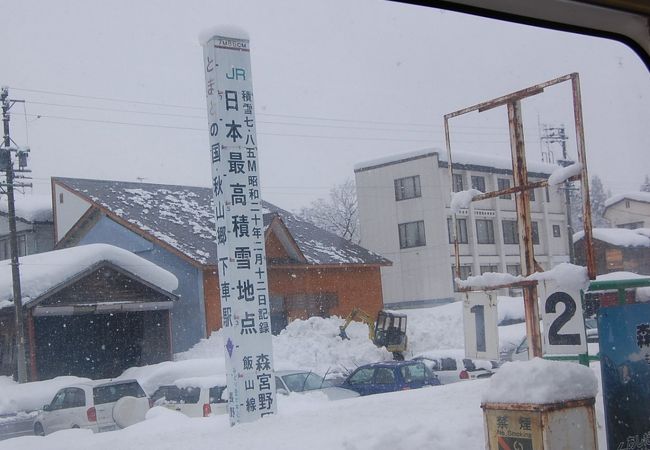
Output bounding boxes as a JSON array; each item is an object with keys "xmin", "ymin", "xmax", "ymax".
[
  {"xmin": 480, "ymin": 264, "xmax": 498, "ymax": 274},
  {"xmin": 498, "ymin": 178, "xmax": 511, "ymax": 199},
  {"xmin": 506, "ymin": 264, "xmax": 521, "ymax": 276},
  {"xmin": 398, "ymin": 221, "xmax": 426, "ymax": 249},
  {"xmin": 532, "ymin": 221, "xmax": 540, "ymax": 245},
  {"xmin": 502, "ymin": 220, "xmax": 519, "ymax": 244},
  {"xmin": 471, "ymin": 175, "xmax": 486, "ymax": 192},
  {"xmin": 394, "ymin": 175, "xmax": 421, "ymax": 201},
  {"xmin": 552, "ymin": 224, "xmax": 561, "ymax": 237},
  {"xmin": 451, "ymin": 264, "xmax": 473, "ymax": 280},
  {"xmin": 452, "ymin": 174, "xmax": 464, "ymax": 193},
  {"xmin": 447, "ymin": 218, "xmax": 468, "ymax": 244},
  {"xmin": 476, "ymin": 219, "xmax": 495, "ymax": 244},
  {"xmin": 529, "ymin": 188, "xmax": 536, "ymax": 202}
]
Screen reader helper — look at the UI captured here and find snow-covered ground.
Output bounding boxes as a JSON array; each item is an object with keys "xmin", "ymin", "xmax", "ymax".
[{"xmin": 1, "ymin": 299, "xmax": 608, "ymax": 450}]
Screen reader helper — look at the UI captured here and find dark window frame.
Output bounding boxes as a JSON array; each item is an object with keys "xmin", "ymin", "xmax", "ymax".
[
  {"xmin": 399, "ymin": 220, "xmax": 426, "ymax": 249},
  {"xmin": 502, "ymin": 220, "xmax": 519, "ymax": 245},
  {"xmin": 394, "ymin": 175, "xmax": 422, "ymax": 201},
  {"xmin": 497, "ymin": 178, "xmax": 511, "ymax": 199},
  {"xmin": 471, "ymin": 175, "xmax": 486, "ymax": 192},
  {"xmin": 552, "ymin": 224, "xmax": 561, "ymax": 237},
  {"xmin": 452, "ymin": 174, "xmax": 464, "ymax": 193},
  {"xmin": 447, "ymin": 218, "xmax": 468, "ymax": 244},
  {"xmin": 475, "ymin": 219, "xmax": 495, "ymax": 244}
]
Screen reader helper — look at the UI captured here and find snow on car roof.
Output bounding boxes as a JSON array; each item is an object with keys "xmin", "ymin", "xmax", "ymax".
[
  {"xmin": 54, "ymin": 177, "xmax": 389, "ymax": 266},
  {"xmin": 174, "ymin": 375, "xmax": 227, "ymax": 389},
  {"xmin": 0, "ymin": 243, "xmax": 178, "ymax": 306}
]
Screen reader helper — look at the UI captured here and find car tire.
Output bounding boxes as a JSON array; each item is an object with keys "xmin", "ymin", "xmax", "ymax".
[{"xmin": 34, "ymin": 422, "xmax": 44, "ymax": 436}]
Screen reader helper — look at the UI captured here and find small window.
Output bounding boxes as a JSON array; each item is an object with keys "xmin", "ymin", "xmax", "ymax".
[
  {"xmin": 348, "ymin": 368, "xmax": 375, "ymax": 386},
  {"xmin": 374, "ymin": 368, "xmax": 396, "ymax": 385},
  {"xmin": 401, "ymin": 363, "xmax": 427, "ymax": 382},
  {"xmin": 480, "ymin": 264, "xmax": 498, "ymax": 275},
  {"xmin": 506, "ymin": 264, "xmax": 521, "ymax": 276},
  {"xmin": 440, "ymin": 358, "xmax": 457, "ymax": 371},
  {"xmin": 447, "ymin": 218, "xmax": 468, "ymax": 244},
  {"xmin": 552, "ymin": 224, "xmax": 561, "ymax": 237},
  {"xmin": 209, "ymin": 386, "xmax": 227, "ymax": 404},
  {"xmin": 532, "ymin": 221, "xmax": 540, "ymax": 245},
  {"xmin": 64, "ymin": 388, "xmax": 86, "ymax": 409},
  {"xmin": 394, "ymin": 175, "xmax": 421, "ymax": 201},
  {"xmin": 471, "ymin": 176, "xmax": 486, "ymax": 192},
  {"xmin": 476, "ymin": 219, "xmax": 495, "ymax": 244},
  {"xmin": 399, "ymin": 221, "xmax": 426, "ymax": 249},
  {"xmin": 497, "ymin": 178, "xmax": 511, "ymax": 199},
  {"xmin": 529, "ymin": 188, "xmax": 536, "ymax": 202},
  {"xmin": 59, "ymin": 193, "xmax": 64, "ymax": 204},
  {"xmin": 452, "ymin": 265, "xmax": 473, "ymax": 281},
  {"xmin": 545, "ymin": 186, "xmax": 550, "ymax": 203},
  {"xmin": 502, "ymin": 220, "xmax": 519, "ymax": 244},
  {"xmin": 625, "ymin": 200, "xmax": 630, "ymax": 208},
  {"xmin": 452, "ymin": 174, "xmax": 464, "ymax": 193}
]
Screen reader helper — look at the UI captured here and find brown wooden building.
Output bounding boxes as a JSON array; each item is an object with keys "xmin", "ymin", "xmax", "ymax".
[
  {"xmin": 0, "ymin": 244, "xmax": 177, "ymax": 381},
  {"xmin": 51, "ymin": 177, "xmax": 390, "ymax": 352},
  {"xmin": 574, "ymin": 227, "xmax": 650, "ymax": 275}
]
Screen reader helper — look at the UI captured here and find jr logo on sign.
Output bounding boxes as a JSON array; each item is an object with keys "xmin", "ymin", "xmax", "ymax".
[{"xmin": 226, "ymin": 68, "xmax": 246, "ymax": 80}]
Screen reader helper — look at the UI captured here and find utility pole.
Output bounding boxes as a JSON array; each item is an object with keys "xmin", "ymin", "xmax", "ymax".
[
  {"xmin": 1, "ymin": 87, "xmax": 31, "ymax": 383},
  {"xmin": 540, "ymin": 124, "xmax": 575, "ymax": 263}
]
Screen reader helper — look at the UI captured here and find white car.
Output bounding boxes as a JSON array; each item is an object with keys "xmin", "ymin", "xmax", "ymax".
[
  {"xmin": 34, "ymin": 379, "xmax": 150, "ymax": 436},
  {"xmin": 412, "ymin": 351, "xmax": 498, "ymax": 384},
  {"xmin": 275, "ymin": 370, "xmax": 359, "ymax": 400},
  {"xmin": 151, "ymin": 375, "xmax": 229, "ymax": 418}
]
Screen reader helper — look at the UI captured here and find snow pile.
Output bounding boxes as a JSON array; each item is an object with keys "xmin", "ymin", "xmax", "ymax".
[
  {"xmin": 456, "ymin": 272, "xmax": 524, "ymax": 290},
  {"xmin": 450, "ymin": 189, "xmax": 483, "ymax": 213},
  {"xmin": 527, "ymin": 262, "xmax": 590, "ymax": 292},
  {"xmin": 0, "ymin": 244, "xmax": 178, "ymax": 304},
  {"xmin": 401, "ymin": 304, "xmax": 465, "ymax": 356},
  {"xmin": 483, "ymin": 358, "xmax": 598, "ymax": 404},
  {"xmin": 118, "ymin": 358, "xmax": 225, "ymax": 395},
  {"xmin": 0, "ymin": 375, "xmax": 91, "ymax": 415},
  {"xmin": 498, "ymin": 296, "xmax": 525, "ymax": 324},
  {"xmin": 0, "ymin": 195, "xmax": 52, "ymax": 222},
  {"xmin": 604, "ymin": 191, "xmax": 650, "ymax": 208},
  {"xmin": 272, "ymin": 317, "xmax": 392, "ymax": 376},
  {"xmin": 574, "ymin": 228, "xmax": 650, "ymax": 247},
  {"xmin": 547, "ymin": 162, "xmax": 582, "ymax": 186}
]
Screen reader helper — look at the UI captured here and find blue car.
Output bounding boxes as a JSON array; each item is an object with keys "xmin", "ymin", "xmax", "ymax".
[{"xmin": 340, "ymin": 361, "xmax": 440, "ymax": 396}]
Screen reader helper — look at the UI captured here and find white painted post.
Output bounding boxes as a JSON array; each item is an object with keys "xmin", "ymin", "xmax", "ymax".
[{"xmin": 201, "ymin": 28, "xmax": 277, "ymax": 425}]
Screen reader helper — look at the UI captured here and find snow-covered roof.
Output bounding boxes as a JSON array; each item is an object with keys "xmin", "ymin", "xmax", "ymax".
[
  {"xmin": 0, "ymin": 195, "xmax": 53, "ymax": 223},
  {"xmin": 573, "ymin": 228, "xmax": 650, "ymax": 248},
  {"xmin": 604, "ymin": 191, "xmax": 650, "ymax": 208},
  {"xmin": 54, "ymin": 177, "xmax": 389, "ymax": 267},
  {"xmin": 0, "ymin": 243, "xmax": 178, "ymax": 306},
  {"xmin": 354, "ymin": 148, "xmax": 557, "ymax": 176}
]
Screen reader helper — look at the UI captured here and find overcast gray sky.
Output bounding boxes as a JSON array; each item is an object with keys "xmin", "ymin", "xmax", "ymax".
[{"xmin": 3, "ymin": 0, "xmax": 649, "ymax": 211}]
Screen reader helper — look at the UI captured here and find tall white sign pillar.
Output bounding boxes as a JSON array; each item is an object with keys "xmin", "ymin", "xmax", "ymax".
[{"xmin": 201, "ymin": 28, "xmax": 277, "ymax": 425}]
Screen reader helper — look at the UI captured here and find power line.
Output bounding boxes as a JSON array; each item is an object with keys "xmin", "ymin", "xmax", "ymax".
[
  {"xmin": 24, "ymin": 113, "xmax": 518, "ymax": 144},
  {"xmin": 12, "ymin": 86, "xmax": 541, "ymax": 132}
]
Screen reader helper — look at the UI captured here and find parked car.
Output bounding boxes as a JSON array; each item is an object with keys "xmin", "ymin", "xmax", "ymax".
[
  {"xmin": 34, "ymin": 379, "xmax": 150, "ymax": 436},
  {"xmin": 151, "ymin": 375, "xmax": 228, "ymax": 418},
  {"xmin": 339, "ymin": 361, "xmax": 440, "ymax": 396},
  {"xmin": 412, "ymin": 351, "xmax": 498, "ymax": 384},
  {"xmin": 585, "ymin": 317, "xmax": 599, "ymax": 343},
  {"xmin": 275, "ymin": 370, "xmax": 359, "ymax": 400}
]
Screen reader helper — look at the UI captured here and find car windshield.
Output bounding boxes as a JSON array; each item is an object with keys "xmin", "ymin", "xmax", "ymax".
[{"xmin": 281, "ymin": 373, "xmax": 325, "ymax": 392}]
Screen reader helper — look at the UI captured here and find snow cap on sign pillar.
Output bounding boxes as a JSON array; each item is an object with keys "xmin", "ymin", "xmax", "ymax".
[{"xmin": 199, "ymin": 25, "xmax": 250, "ymax": 46}]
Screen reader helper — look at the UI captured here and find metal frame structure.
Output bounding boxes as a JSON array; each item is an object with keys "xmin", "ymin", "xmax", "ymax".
[{"xmin": 444, "ymin": 73, "xmax": 596, "ymax": 358}]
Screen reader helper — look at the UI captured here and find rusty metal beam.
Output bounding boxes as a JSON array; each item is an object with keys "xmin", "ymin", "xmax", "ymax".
[
  {"xmin": 571, "ymin": 73, "xmax": 596, "ymax": 280},
  {"xmin": 457, "ymin": 279, "xmax": 538, "ymax": 293},
  {"xmin": 508, "ymin": 100, "xmax": 543, "ymax": 360},
  {"xmin": 444, "ymin": 73, "xmax": 575, "ymax": 120},
  {"xmin": 444, "ymin": 115, "xmax": 462, "ymax": 284}
]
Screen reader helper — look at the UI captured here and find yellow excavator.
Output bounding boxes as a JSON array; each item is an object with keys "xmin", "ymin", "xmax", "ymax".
[{"xmin": 338, "ymin": 308, "xmax": 408, "ymax": 360}]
